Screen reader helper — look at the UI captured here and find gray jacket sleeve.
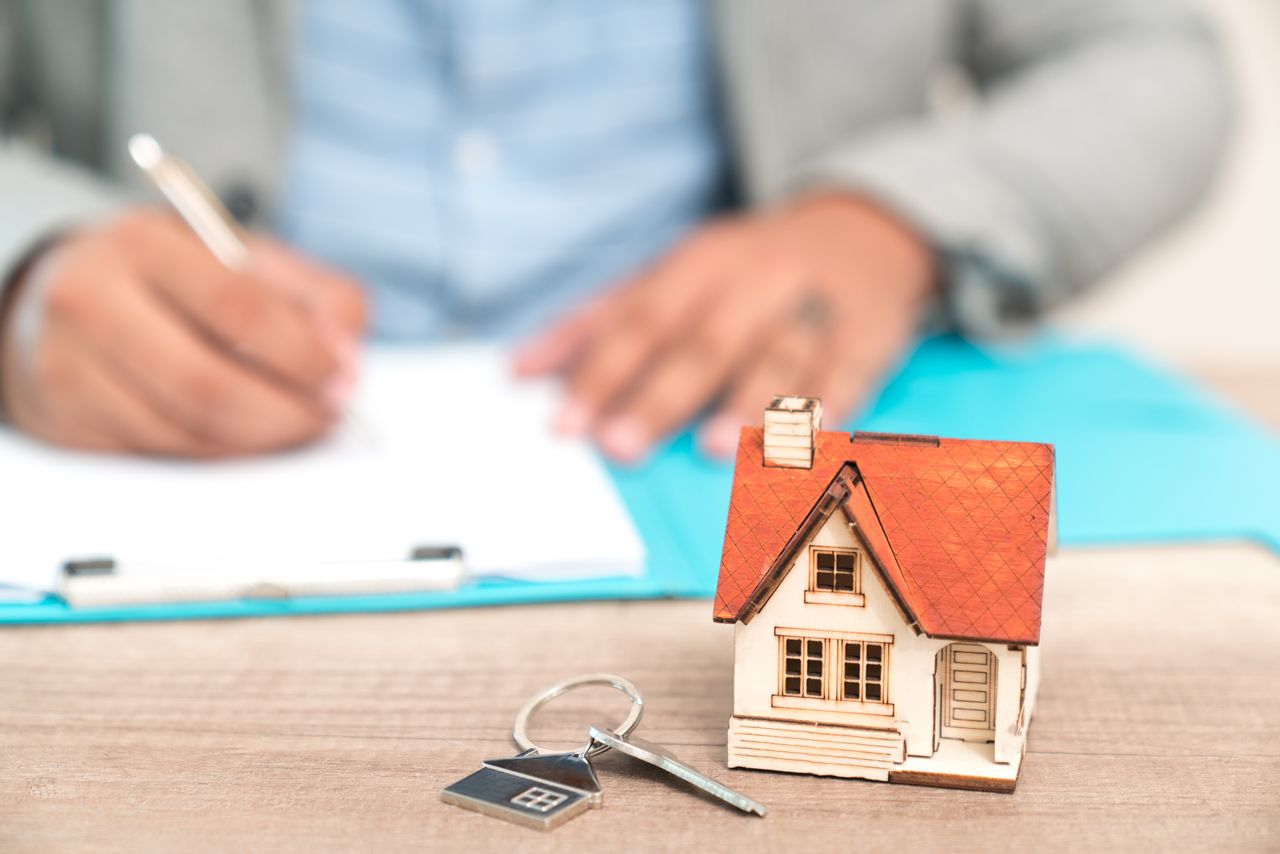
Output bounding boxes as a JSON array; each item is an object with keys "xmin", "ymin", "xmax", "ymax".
[
  {"xmin": 0, "ymin": 144, "xmax": 124, "ymax": 281},
  {"xmin": 797, "ymin": 0, "xmax": 1232, "ymax": 335},
  {"xmin": 0, "ymin": 1, "xmax": 123, "ymax": 297}
]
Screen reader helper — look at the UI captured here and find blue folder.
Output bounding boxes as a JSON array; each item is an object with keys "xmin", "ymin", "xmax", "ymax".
[{"xmin": 2, "ymin": 334, "xmax": 1275, "ymax": 624}]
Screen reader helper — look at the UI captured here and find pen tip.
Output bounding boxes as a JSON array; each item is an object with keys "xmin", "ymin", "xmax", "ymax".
[{"xmin": 128, "ymin": 133, "xmax": 164, "ymax": 169}]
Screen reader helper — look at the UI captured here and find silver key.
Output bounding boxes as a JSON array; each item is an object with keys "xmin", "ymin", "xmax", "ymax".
[{"xmin": 589, "ymin": 724, "xmax": 767, "ymax": 816}]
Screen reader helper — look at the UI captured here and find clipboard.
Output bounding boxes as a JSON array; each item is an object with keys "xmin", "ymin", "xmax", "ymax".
[
  {"xmin": 0, "ymin": 346, "xmax": 649, "ymax": 615},
  {"xmin": 0, "ymin": 455, "xmax": 707, "ymax": 623}
]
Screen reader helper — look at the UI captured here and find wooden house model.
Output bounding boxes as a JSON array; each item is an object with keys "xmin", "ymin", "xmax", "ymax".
[{"xmin": 713, "ymin": 397, "xmax": 1056, "ymax": 792}]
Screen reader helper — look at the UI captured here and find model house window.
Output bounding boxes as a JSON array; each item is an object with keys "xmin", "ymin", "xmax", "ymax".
[
  {"xmin": 840, "ymin": 640, "xmax": 887, "ymax": 702},
  {"xmin": 812, "ymin": 547, "xmax": 858, "ymax": 593},
  {"xmin": 510, "ymin": 787, "xmax": 568, "ymax": 813},
  {"xmin": 777, "ymin": 632, "xmax": 892, "ymax": 706},
  {"xmin": 782, "ymin": 637, "xmax": 825, "ymax": 697}
]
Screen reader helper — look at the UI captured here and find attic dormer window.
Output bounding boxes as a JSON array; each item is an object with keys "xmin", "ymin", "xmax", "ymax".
[
  {"xmin": 813, "ymin": 548, "xmax": 857, "ymax": 592},
  {"xmin": 803, "ymin": 547, "xmax": 865, "ymax": 606},
  {"xmin": 805, "ymin": 547, "xmax": 865, "ymax": 606}
]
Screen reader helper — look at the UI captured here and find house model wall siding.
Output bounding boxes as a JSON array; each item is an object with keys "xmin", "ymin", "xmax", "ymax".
[{"xmin": 729, "ymin": 510, "xmax": 1039, "ymax": 783}]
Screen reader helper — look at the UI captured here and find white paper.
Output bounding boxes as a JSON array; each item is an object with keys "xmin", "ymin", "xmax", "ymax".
[{"xmin": 0, "ymin": 345, "xmax": 644, "ymax": 597}]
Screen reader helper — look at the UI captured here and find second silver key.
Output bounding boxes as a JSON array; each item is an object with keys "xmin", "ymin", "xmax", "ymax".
[{"xmin": 588, "ymin": 724, "xmax": 767, "ymax": 816}]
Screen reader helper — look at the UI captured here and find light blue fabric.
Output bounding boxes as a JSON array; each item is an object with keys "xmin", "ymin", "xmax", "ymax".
[{"xmin": 278, "ymin": 0, "xmax": 723, "ymax": 341}]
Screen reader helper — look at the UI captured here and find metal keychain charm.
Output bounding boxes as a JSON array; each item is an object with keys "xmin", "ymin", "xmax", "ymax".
[{"xmin": 440, "ymin": 673, "xmax": 644, "ymax": 831}]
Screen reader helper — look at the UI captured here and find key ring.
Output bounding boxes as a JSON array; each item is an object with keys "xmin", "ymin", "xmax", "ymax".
[{"xmin": 512, "ymin": 673, "xmax": 644, "ymax": 758}]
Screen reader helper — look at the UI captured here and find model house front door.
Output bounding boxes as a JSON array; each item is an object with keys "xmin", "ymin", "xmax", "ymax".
[{"xmin": 939, "ymin": 643, "xmax": 997, "ymax": 742}]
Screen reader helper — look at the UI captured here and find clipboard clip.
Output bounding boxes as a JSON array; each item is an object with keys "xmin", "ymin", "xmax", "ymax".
[
  {"xmin": 62, "ymin": 557, "xmax": 117, "ymax": 577},
  {"xmin": 57, "ymin": 546, "xmax": 467, "ymax": 609}
]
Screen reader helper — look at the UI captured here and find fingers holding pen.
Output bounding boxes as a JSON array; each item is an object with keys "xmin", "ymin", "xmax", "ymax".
[
  {"xmin": 246, "ymin": 237, "xmax": 369, "ymax": 405},
  {"xmin": 0, "ymin": 209, "xmax": 364, "ymax": 458},
  {"xmin": 30, "ymin": 324, "xmax": 222, "ymax": 457},
  {"xmin": 117, "ymin": 213, "xmax": 349, "ymax": 402},
  {"xmin": 78, "ymin": 270, "xmax": 335, "ymax": 452}
]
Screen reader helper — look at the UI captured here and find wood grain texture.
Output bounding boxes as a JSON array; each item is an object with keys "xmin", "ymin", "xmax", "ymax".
[{"xmin": 1, "ymin": 543, "xmax": 1278, "ymax": 853}]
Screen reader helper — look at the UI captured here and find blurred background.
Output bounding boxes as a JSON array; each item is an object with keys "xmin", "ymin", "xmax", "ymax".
[
  {"xmin": 0, "ymin": 0, "xmax": 1273, "ymax": 460},
  {"xmin": 1055, "ymin": 0, "xmax": 1278, "ymax": 423}
]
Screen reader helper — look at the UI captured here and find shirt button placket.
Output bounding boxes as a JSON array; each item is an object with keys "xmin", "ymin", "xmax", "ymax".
[{"xmin": 453, "ymin": 129, "xmax": 501, "ymax": 178}]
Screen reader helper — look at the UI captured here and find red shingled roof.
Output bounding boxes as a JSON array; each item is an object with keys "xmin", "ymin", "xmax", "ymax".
[{"xmin": 714, "ymin": 428, "xmax": 1054, "ymax": 645}]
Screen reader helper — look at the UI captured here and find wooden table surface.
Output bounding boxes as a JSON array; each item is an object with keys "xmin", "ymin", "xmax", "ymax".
[{"xmin": 2, "ymin": 393, "xmax": 1278, "ymax": 853}]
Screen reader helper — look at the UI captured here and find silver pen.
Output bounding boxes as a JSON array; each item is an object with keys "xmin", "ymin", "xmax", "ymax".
[
  {"xmin": 127, "ymin": 133, "xmax": 368, "ymax": 438},
  {"xmin": 128, "ymin": 133, "xmax": 251, "ymax": 270}
]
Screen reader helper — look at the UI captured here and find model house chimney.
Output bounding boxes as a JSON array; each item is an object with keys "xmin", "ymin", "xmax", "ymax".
[{"xmin": 763, "ymin": 396, "xmax": 822, "ymax": 469}]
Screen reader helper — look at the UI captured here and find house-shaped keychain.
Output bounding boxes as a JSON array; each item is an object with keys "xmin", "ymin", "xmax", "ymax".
[
  {"xmin": 713, "ymin": 397, "xmax": 1056, "ymax": 792},
  {"xmin": 441, "ymin": 751, "xmax": 603, "ymax": 830}
]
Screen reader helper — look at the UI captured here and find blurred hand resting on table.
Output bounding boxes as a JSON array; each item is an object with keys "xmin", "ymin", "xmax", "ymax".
[
  {"xmin": 0, "ymin": 210, "xmax": 367, "ymax": 458},
  {"xmin": 516, "ymin": 193, "xmax": 936, "ymax": 463}
]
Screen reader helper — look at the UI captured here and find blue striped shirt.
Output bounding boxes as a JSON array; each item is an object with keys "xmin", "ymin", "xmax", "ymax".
[{"xmin": 278, "ymin": 0, "xmax": 723, "ymax": 341}]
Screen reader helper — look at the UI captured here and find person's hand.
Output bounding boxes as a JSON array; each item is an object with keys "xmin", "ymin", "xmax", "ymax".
[
  {"xmin": 0, "ymin": 209, "xmax": 367, "ymax": 457},
  {"xmin": 515, "ymin": 192, "xmax": 936, "ymax": 463}
]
